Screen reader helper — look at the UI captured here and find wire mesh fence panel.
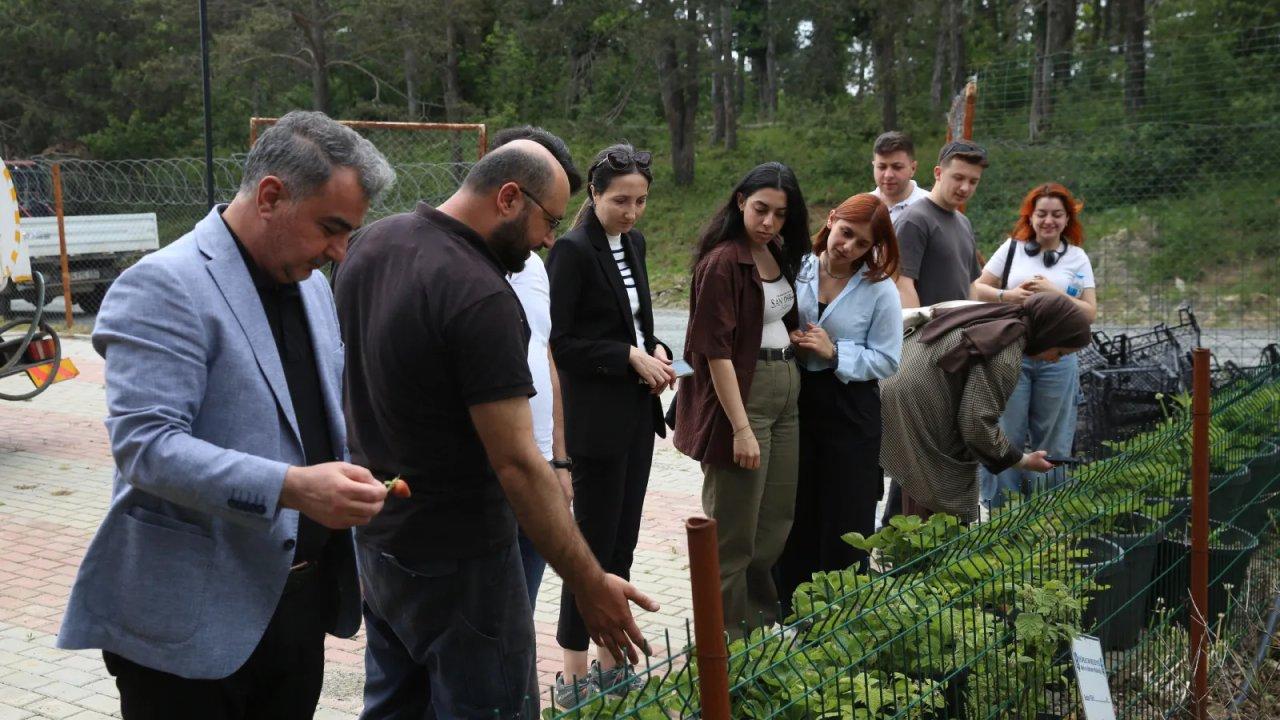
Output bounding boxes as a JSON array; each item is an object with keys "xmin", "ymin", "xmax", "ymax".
[
  {"xmin": 0, "ymin": 120, "xmax": 484, "ymax": 329},
  {"xmin": 544, "ymin": 361, "xmax": 1280, "ymax": 720},
  {"xmin": 964, "ymin": 25, "xmax": 1280, "ymax": 364}
]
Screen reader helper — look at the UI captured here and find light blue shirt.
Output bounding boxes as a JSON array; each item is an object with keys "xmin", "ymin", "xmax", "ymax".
[{"xmin": 795, "ymin": 252, "xmax": 903, "ymax": 382}]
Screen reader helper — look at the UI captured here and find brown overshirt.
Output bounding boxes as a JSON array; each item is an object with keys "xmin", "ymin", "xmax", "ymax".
[{"xmin": 673, "ymin": 238, "xmax": 799, "ymax": 467}]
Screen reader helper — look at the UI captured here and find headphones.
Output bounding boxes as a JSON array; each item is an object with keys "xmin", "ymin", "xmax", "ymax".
[{"xmin": 1023, "ymin": 240, "xmax": 1068, "ymax": 268}]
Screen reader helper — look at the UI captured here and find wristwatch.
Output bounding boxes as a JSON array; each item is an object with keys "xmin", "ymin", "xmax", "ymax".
[
  {"xmin": 997, "ymin": 289, "xmax": 1005, "ymax": 302},
  {"xmin": 550, "ymin": 458, "xmax": 574, "ymax": 470}
]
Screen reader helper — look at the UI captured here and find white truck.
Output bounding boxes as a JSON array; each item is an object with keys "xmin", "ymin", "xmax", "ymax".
[{"xmin": 0, "ymin": 213, "xmax": 160, "ymax": 315}]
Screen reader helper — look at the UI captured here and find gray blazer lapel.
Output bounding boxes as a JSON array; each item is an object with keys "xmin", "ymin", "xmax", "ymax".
[
  {"xmin": 299, "ymin": 279, "xmax": 346, "ymax": 459},
  {"xmin": 195, "ymin": 211, "xmax": 302, "ymax": 445}
]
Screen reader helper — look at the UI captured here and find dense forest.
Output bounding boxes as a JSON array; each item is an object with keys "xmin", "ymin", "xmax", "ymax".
[
  {"xmin": 0, "ymin": 1, "xmax": 1276, "ymax": 313},
  {"xmin": 0, "ymin": 1, "xmax": 1271, "ymax": 164}
]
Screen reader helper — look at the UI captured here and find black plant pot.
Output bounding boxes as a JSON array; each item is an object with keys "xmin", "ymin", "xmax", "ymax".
[
  {"xmin": 1244, "ymin": 441, "xmax": 1280, "ymax": 501},
  {"xmin": 1151, "ymin": 520, "xmax": 1260, "ymax": 628},
  {"xmin": 1100, "ymin": 512, "xmax": 1164, "ymax": 650},
  {"xmin": 1075, "ymin": 537, "xmax": 1125, "ymax": 650},
  {"xmin": 1209, "ymin": 465, "xmax": 1251, "ymax": 525},
  {"xmin": 1235, "ymin": 490, "xmax": 1280, "ymax": 538}
]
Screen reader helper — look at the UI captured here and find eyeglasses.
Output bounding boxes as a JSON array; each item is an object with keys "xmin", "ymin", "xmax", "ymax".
[
  {"xmin": 519, "ymin": 187, "xmax": 562, "ymax": 231},
  {"xmin": 590, "ymin": 149, "xmax": 653, "ymax": 175}
]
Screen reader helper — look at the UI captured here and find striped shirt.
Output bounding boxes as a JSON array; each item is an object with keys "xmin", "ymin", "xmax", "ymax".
[{"xmin": 608, "ymin": 234, "xmax": 644, "ymax": 346}]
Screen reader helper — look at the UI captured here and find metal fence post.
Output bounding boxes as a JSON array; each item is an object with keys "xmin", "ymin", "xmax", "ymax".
[
  {"xmin": 1190, "ymin": 347, "xmax": 1211, "ymax": 720},
  {"xmin": 685, "ymin": 517, "xmax": 730, "ymax": 720},
  {"xmin": 50, "ymin": 163, "xmax": 73, "ymax": 331}
]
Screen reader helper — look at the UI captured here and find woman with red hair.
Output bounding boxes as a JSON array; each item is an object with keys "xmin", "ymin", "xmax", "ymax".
[
  {"xmin": 776, "ymin": 193, "xmax": 902, "ymax": 609},
  {"xmin": 971, "ymin": 182, "xmax": 1097, "ymax": 508}
]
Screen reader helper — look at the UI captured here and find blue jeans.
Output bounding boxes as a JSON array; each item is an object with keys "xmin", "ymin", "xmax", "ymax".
[
  {"xmin": 517, "ymin": 531, "xmax": 545, "ymax": 608},
  {"xmin": 356, "ymin": 540, "xmax": 538, "ymax": 719},
  {"xmin": 980, "ymin": 353, "xmax": 1080, "ymax": 509}
]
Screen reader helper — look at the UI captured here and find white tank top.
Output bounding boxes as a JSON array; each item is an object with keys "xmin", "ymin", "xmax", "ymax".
[{"xmin": 760, "ymin": 276, "xmax": 794, "ymax": 349}]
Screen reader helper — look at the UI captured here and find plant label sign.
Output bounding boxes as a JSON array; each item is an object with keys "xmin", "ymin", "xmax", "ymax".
[{"xmin": 1071, "ymin": 635, "xmax": 1116, "ymax": 720}]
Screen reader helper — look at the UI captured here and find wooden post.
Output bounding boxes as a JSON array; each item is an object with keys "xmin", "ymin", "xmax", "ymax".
[
  {"xmin": 1189, "ymin": 347, "xmax": 1211, "ymax": 720},
  {"xmin": 477, "ymin": 124, "xmax": 488, "ymax": 158},
  {"xmin": 51, "ymin": 163, "xmax": 73, "ymax": 330},
  {"xmin": 686, "ymin": 517, "xmax": 730, "ymax": 720},
  {"xmin": 957, "ymin": 80, "xmax": 979, "ymax": 216}
]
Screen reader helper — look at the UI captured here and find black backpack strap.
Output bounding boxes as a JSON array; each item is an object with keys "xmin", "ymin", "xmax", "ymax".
[{"xmin": 999, "ymin": 239, "xmax": 1017, "ymax": 290}]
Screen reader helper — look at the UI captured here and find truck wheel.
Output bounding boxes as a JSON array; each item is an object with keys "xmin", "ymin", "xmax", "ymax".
[{"xmin": 76, "ymin": 286, "xmax": 107, "ymax": 315}]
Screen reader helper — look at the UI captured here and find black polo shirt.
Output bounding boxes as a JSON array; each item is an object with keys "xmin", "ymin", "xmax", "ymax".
[
  {"xmin": 222, "ymin": 216, "xmax": 336, "ymax": 565},
  {"xmin": 334, "ymin": 202, "xmax": 534, "ymax": 561}
]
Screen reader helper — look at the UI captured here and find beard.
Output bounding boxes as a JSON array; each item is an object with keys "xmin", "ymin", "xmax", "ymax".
[{"xmin": 489, "ymin": 213, "xmax": 534, "ymax": 273}]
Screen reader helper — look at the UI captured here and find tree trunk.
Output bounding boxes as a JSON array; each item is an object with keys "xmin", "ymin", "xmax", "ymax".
[
  {"xmin": 291, "ymin": 0, "xmax": 331, "ymax": 113},
  {"xmin": 872, "ymin": 11, "xmax": 897, "ymax": 131},
  {"xmin": 1031, "ymin": 0, "xmax": 1069, "ymax": 140},
  {"xmin": 721, "ymin": 1, "xmax": 737, "ymax": 150},
  {"xmin": 948, "ymin": 0, "xmax": 966, "ymax": 96},
  {"xmin": 736, "ymin": 46, "xmax": 745, "ymax": 119},
  {"xmin": 655, "ymin": 1, "xmax": 699, "ymax": 186},
  {"xmin": 709, "ymin": 6, "xmax": 725, "ymax": 145},
  {"xmin": 764, "ymin": 0, "xmax": 778, "ymax": 119},
  {"xmin": 442, "ymin": 12, "xmax": 461, "ymax": 123},
  {"xmin": 404, "ymin": 43, "xmax": 419, "ymax": 119},
  {"xmin": 1122, "ymin": 0, "xmax": 1146, "ymax": 114},
  {"xmin": 930, "ymin": 5, "xmax": 948, "ymax": 112}
]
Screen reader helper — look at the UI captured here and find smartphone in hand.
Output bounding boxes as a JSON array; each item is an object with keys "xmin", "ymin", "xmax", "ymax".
[
  {"xmin": 1044, "ymin": 455, "xmax": 1085, "ymax": 466},
  {"xmin": 671, "ymin": 359, "xmax": 695, "ymax": 379}
]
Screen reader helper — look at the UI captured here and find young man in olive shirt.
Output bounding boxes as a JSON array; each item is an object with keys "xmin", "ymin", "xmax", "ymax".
[{"xmin": 334, "ymin": 137, "xmax": 657, "ymax": 717}]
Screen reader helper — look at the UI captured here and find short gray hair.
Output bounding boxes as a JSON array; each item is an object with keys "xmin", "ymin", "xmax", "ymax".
[{"xmin": 240, "ymin": 110, "xmax": 395, "ymax": 201}]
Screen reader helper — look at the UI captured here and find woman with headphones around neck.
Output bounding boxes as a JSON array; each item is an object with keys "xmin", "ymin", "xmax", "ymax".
[
  {"xmin": 971, "ymin": 182, "xmax": 1097, "ymax": 509},
  {"xmin": 546, "ymin": 143, "xmax": 676, "ymax": 706}
]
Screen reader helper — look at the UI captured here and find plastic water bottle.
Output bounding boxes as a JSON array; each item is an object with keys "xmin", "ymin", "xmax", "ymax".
[{"xmin": 1066, "ymin": 272, "xmax": 1085, "ymax": 298}]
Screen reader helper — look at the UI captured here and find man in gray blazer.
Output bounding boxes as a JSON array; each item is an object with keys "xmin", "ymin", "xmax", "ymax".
[{"xmin": 58, "ymin": 111, "xmax": 395, "ymax": 719}]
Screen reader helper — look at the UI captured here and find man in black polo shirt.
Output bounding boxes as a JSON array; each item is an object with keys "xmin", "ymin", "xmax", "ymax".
[{"xmin": 335, "ymin": 136, "xmax": 658, "ymax": 717}]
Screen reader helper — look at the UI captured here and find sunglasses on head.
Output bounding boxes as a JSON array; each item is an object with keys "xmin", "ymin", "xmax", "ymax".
[{"xmin": 591, "ymin": 149, "xmax": 653, "ymax": 174}]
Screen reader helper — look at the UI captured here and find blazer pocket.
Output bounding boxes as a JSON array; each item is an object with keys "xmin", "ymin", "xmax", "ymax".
[{"xmin": 103, "ymin": 508, "xmax": 215, "ymax": 644}]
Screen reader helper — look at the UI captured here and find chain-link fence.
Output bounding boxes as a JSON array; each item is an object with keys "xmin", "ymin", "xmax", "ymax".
[
  {"xmin": 550, "ymin": 357, "xmax": 1280, "ymax": 719},
  {"xmin": 963, "ymin": 25, "xmax": 1280, "ymax": 364},
  {"xmin": 0, "ymin": 120, "xmax": 485, "ymax": 328}
]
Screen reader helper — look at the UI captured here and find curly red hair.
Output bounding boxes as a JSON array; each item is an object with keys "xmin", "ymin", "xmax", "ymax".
[
  {"xmin": 811, "ymin": 193, "xmax": 900, "ymax": 282},
  {"xmin": 1011, "ymin": 183, "xmax": 1085, "ymax": 247}
]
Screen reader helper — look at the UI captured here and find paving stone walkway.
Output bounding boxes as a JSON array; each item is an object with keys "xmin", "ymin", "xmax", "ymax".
[{"xmin": 0, "ymin": 337, "xmax": 706, "ymax": 718}]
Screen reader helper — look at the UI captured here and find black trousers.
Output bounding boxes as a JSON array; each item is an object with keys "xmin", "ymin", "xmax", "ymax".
[
  {"xmin": 557, "ymin": 402, "xmax": 655, "ymax": 651},
  {"xmin": 104, "ymin": 563, "xmax": 335, "ymax": 720},
  {"xmin": 776, "ymin": 371, "xmax": 883, "ymax": 617}
]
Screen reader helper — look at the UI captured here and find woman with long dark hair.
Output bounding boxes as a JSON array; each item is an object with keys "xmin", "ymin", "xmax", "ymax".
[
  {"xmin": 776, "ymin": 194, "xmax": 902, "ymax": 609},
  {"xmin": 673, "ymin": 162, "xmax": 809, "ymax": 635},
  {"xmin": 970, "ymin": 183, "xmax": 1097, "ymax": 508},
  {"xmin": 546, "ymin": 143, "xmax": 675, "ymax": 705}
]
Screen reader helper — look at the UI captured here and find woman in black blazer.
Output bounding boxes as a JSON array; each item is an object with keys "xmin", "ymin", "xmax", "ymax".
[{"xmin": 546, "ymin": 143, "xmax": 676, "ymax": 703}]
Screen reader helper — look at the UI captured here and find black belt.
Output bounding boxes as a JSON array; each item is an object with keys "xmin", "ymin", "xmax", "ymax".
[{"xmin": 758, "ymin": 346, "xmax": 796, "ymax": 361}]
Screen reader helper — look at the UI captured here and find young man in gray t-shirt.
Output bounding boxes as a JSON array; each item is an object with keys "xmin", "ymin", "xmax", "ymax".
[{"xmin": 894, "ymin": 141, "xmax": 988, "ymax": 308}]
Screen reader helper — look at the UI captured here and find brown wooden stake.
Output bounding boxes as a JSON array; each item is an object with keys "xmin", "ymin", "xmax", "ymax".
[
  {"xmin": 686, "ymin": 517, "xmax": 730, "ymax": 720},
  {"xmin": 477, "ymin": 124, "xmax": 488, "ymax": 159},
  {"xmin": 957, "ymin": 80, "xmax": 979, "ymax": 216},
  {"xmin": 51, "ymin": 163, "xmax": 73, "ymax": 330},
  {"xmin": 1190, "ymin": 347, "xmax": 1211, "ymax": 720}
]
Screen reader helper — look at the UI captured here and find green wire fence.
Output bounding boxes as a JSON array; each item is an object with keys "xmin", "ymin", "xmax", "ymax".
[{"xmin": 547, "ymin": 351, "xmax": 1280, "ymax": 719}]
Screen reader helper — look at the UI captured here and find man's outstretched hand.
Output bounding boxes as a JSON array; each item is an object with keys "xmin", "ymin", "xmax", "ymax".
[{"xmin": 576, "ymin": 573, "xmax": 661, "ymax": 665}]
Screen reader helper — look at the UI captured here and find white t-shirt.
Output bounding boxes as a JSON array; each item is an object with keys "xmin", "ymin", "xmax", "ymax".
[
  {"xmin": 984, "ymin": 238, "xmax": 1096, "ymax": 295},
  {"xmin": 871, "ymin": 180, "xmax": 931, "ymax": 223},
  {"xmin": 760, "ymin": 276, "xmax": 795, "ymax": 349},
  {"xmin": 508, "ymin": 253, "xmax": 554, "ymax": 460},
  {"xmin": 608, "ymin": 233, "xmax": 645, "ymax": 346}
]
